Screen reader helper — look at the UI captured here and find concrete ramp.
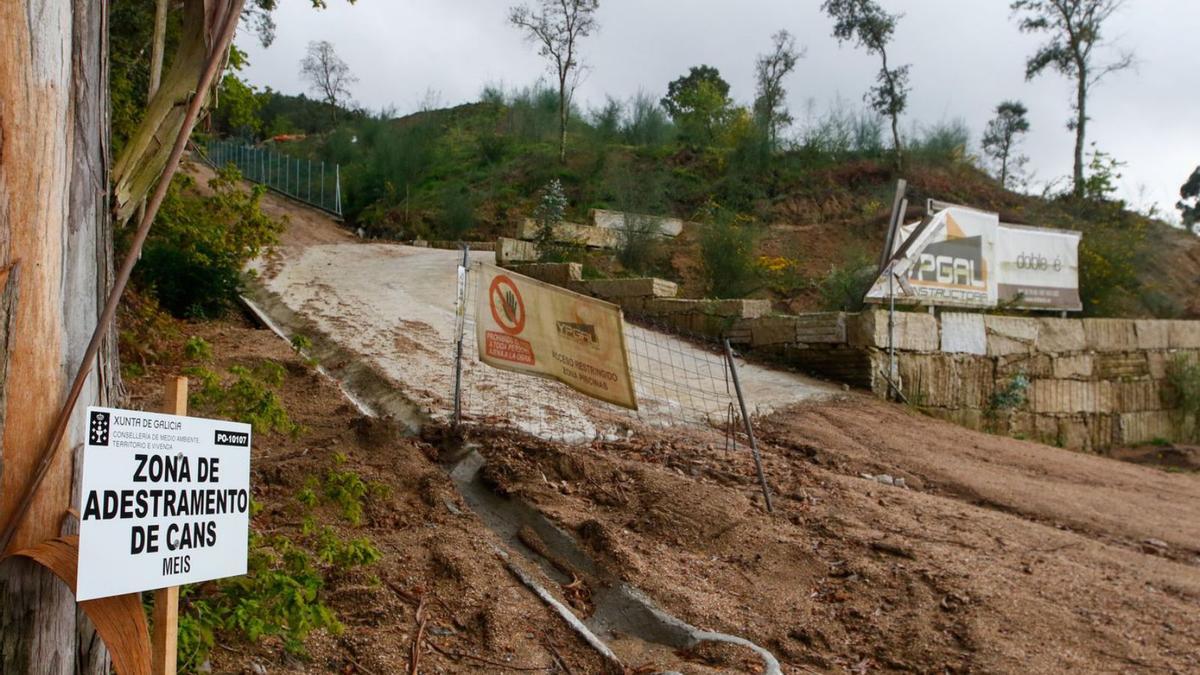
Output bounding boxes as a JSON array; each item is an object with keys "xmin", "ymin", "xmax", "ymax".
[{"xmin": 250, "ymin": 243, "xmax": 836, "ymax": 442}]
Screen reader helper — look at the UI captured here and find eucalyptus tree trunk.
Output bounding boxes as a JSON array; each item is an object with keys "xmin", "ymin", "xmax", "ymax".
[
  {"xmin": 1072, "ymin": 67, "xmax": 1088, "ymax": 198},
  {"xmin": 0, "ymin": 0, "xmax": 119, "ymax": 673},
  {"xmin": 112, "ymin": 0, "xmax": 227, "ymax": 223},
  {"xmin": 149, "ymin": 0, "xmax": 169, "ymax": 101},
  {"xmin": 557, "ymin": 76, "xmax": 568, "ymax": 164}
]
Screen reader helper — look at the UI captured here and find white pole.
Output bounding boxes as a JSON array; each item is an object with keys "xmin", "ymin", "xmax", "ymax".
[
  {"xmin": 888, "ymin": 261, "xmax": 897, "ymax": 399},
  {"xmin": 335, "ymin": 164, "xmax": 342, "ymax": 216}
]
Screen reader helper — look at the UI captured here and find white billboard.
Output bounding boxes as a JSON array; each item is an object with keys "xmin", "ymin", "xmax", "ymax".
[
  {"xmin": 996, "ymin": 224, "xmax": 1082, "ymax": 311},
  {"xmin": 867, "ymin": 205, "xmax": 1081, "ymax": 312}
]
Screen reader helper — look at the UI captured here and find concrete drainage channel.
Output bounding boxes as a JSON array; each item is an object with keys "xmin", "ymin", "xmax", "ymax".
[
  {"xmin": 241, "ymin": 287, "xmax": 782, "ymax": 674},
  {"xmin": 448, "ymin": 449, "xmax": 782, "ymax": 674}
]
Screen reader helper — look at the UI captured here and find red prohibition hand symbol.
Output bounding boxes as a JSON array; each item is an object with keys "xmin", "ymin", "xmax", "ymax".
[{"xmin": 489, "ymin": 275, "xmax": 526, "ymax": 336}]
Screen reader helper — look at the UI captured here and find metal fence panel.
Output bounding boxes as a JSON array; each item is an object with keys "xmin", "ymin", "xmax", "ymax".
[{"xmin": 199, "ymin": 140, "xmax": 343, "ymax": 218}]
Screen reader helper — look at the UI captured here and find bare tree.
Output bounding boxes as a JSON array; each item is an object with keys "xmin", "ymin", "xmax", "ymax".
[
  {"xmin": 982, "ymin": 100, "xmax": 1032, "ymax": 189},
  {"xmin": 1011, "ymin": 0, "xmax": 1134, "ymax": 198},
  {"xmin": 509, "ymin": 0, "xmax": 600, "ymax": 163},
  {"xmin": 300, "ymin": 40, "xmax": 357, "ymax": 122},
  {"xmin": 754, "ymin": 30, "xmax": 804, "ymax": 150},
  {"xmin": 822, "ymin": 0, "xmax": 910, "ymax": 169}
]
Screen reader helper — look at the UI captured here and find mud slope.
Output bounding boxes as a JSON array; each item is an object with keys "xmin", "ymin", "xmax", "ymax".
[{"xmin": 213, "ymin": 165, "xmax": 1200, "ymax": 672}]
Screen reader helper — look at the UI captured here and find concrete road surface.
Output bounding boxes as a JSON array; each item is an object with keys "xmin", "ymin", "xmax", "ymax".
[{"xmin": 251, "ymin": 235, "xmax": 835, "ymax": 442}]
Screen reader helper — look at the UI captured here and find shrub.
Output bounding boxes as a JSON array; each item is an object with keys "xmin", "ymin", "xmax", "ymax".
[
  {"xmin": 622, "ymin": 91, "xmax": 674, "ymax": 147},
  {"xmin": 133, "ymin": 165, "xmax": 283, "ymax": 318},
  {"xmin": 699, "ymin": 206, "xmax": 759, "ymax": 298},
  {"xmin": 758, "ymin": 256, "xmax": 807, "ymax": 295},
  {"xmin": 533, "ymin": 179, "xmax": 573, "ymax": 262},
  {"xmin": 1166, "ymin": 355, "xmax": 1200, "ymax": 441},
  {"xmin": 818, "ymin": 249, "xmax": 877, "ymax": 311},
  {"xmin": 186, "ymin": 361, "xmax": 299, "ymax": 436},
  {"xmin": 184, "ymin": 336, "xmax": 213, "ymax": 362},
  {"xmin": 909, "ymin": 118, "xmax": 971, "ymax": 163},
  {"xmin": 1077, "ymin": 206, "xmax": 1146, "ymax": 316},
  {"xmin": 476, "ymin": 132, "xmax": 509, "ymax": 166},
  {"xmin": 178, "ymin": 460, "xmax": 385, "ymax": 671},
  {"xmin": 118, "ymin": 291, "xmax": 180, "ymax": 377},
  {"xmin": 590, "ymin": 96, "xmax": 624, "ymax": 142},
  {"xmin": 603, "ymin": 158, "xmax": 667, "ymax": 274},
  {"xmin": 437, "ymin": 185, "xmax": 476, "ymax": 240},
  {"xmin": 799, "ymin": 99, "xmax": 885, "ymax": 157}
]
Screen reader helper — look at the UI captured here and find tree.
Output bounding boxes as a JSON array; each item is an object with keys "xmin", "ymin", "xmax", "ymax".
[
  {"xmin": 1, "ymin": 2, "xmax": 244, "ymax": 672},
  {"xmin": 699, "ymin": 206, "xmax": 759, "ymax": 298},
  {"xmin": 1179, "ymin": 167, "xmax": 1200, "ymax": 232},
  {"xmin": 0, "ymin": 4, "xmax": 117, "ymax": 673},
  {"xmin": 148, "ymin": 0, "xmax": 169, "ymax": 101},
  {"xmin": 753, "ymin": 30, "xmax": 804, "ymax": 149},
  {"xmin": 982, "ymin": 101, "xmax": 1031, "ymax": 188},
  {"xmin": 3, "ymin": 1, "xmax": 347, "ymax": 670},
  {"xmin": 661, "ymin": 66, "xmax": 733, "ymax": 147},
  {"xmin": 821, "ymin": 0, "xmax": 910, "ymax": 168},
  {"xmin": 533, "ymin": 179, "xmax": 569, "ymax": 260},
  {"xmin": 300, "ymin": 40, "xmax": 357, "ymax": 123},
  {"xmin": 1011, "ymin": 0, "xmax": 1134, "ymax": 198},
  {"xmin": 509, "ymin": 0, "xmax": 600, "ymax": 163}
]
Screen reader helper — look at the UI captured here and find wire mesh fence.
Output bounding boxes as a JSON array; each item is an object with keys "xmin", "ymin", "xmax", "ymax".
[
  {"xmin": 199, "ymin": 139, "xmax": 343, "ymax": 217},
  {"xmin": 449, "ymin": 256, "xmax": 775, "ymax": 507},
  {"xmin": 450, "ymin": 259, "xmax": 750, "ymax": 445}
]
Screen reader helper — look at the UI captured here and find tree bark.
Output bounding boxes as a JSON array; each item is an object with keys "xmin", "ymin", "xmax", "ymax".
[
  {"xmin": 0, "ymin": 0, "xmax": 117, "ymax": 672},
  {"xmin": 1000, "ymin": 140, "xmax": 1010, "ymax": 188},
  {"xmin": 557, "ymin": 76, "xmax": 567, "ymax": 164},
  {"xmin": 889, "ymin": 111, "xmax": 902, "ymax": 170},
  {"xmin": 1073, "ymin": 71, "xmax": 1087, "ymax": 198},
  {"xmin": 112, "ymin": 0, "xmax": 226, "ymax": 223},
  {"xmin": 148, "ymin": 0, "xmax": 169, "ymax": 101}
]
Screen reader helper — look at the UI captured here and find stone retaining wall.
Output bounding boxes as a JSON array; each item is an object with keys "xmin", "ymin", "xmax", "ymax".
[
  {"xmin": 516, "ymin": 218, "xmax": 621, "ymax": 249},
  {"xmin": 497, "ymin": 237, "xmax": 539, "ymax": 264},
  {"xmin": 410, "ymin": 239, "xmax": 497, "ymax": 252},
  {"xmin": 828, "ymin": 310, "xmax": 1198, "ymax": 450},
  {"xmin": 490, "ymin": 259, "xmax": 1198, "ymax": 449}
]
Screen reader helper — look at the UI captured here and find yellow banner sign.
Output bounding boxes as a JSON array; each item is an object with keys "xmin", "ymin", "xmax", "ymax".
[{"xmin": 475, "ymin": 263, "xmax": 637, "ymax": 410}]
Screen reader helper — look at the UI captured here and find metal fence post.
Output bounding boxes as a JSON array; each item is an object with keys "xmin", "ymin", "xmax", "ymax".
[
  {"xmin": 888, "ymin": 262, "xmax": 897, "ymax": 398},
  {"xmin": 452, "ymin": 245, "xmax": 471, "ymax": 430},
  {"xmin": 307, "ymin": 159, "xmax": 312, "ymax": 202},
  {"xmin": 722, "ymin": 339, "xmax": 774, "ymax": 513},
  {"xmin": 334, "ymin": 164, "xmax": 342, "ymax": 216},
  {"xmin": 321, "ymin": 161, "xmax": 326, "ymax": 209}
]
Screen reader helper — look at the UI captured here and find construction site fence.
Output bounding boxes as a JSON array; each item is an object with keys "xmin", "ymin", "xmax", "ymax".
[
  {"xmin": 453, "ymin": 260, "xmax": 744, "ymax": 440},
  {"xmin": 199, "ymin": 139, "xmax": 344, "ymax": 218}
]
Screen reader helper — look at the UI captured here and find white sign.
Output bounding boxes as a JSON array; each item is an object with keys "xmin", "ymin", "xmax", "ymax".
[
  {"xmin": 867, "ymin": 207, "xmax": 999, "ymax": 309},
  {"xmin": 996, "ymin": 224, "xmax": 1082, "ymax": 311},
  {"xmin": 867, "ymin": 205, "xmax": 1081, "ymax": 312},
  {"xmin": 76, "ymin": 407, "xmax": 251, "ymax": 601}
]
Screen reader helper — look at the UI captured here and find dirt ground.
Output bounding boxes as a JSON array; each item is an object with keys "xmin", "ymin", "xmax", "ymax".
[
  {"xmin": 474, "ymin": 400, "xmax": 1200, "ymax": 673},
  {"xmin": 128, "ymin": 315, "xmax": 1200, "ymax": 673},
  {"xmin": 126, "ymin": 316, "xmax": 612, "ymax": 674},
  {"xmin": 158, "ymin": 165, "xmax": 1200, "ymax": 673}
]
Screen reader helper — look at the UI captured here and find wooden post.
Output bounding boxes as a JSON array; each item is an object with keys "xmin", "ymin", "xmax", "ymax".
[{"xmin": 152, "ymin": 376, "xmax": 187, "ymax": 675}]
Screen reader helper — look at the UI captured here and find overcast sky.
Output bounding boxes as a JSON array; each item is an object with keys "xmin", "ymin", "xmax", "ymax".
[{"xmin": 237, "ymin": 0, "xmax": 1198, "ymax": 222}]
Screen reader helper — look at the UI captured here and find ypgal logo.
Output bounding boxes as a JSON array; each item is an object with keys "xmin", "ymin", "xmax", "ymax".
[{"xmin": 910, "ymin": 236, "xmax": 985, "ymax": 288}]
